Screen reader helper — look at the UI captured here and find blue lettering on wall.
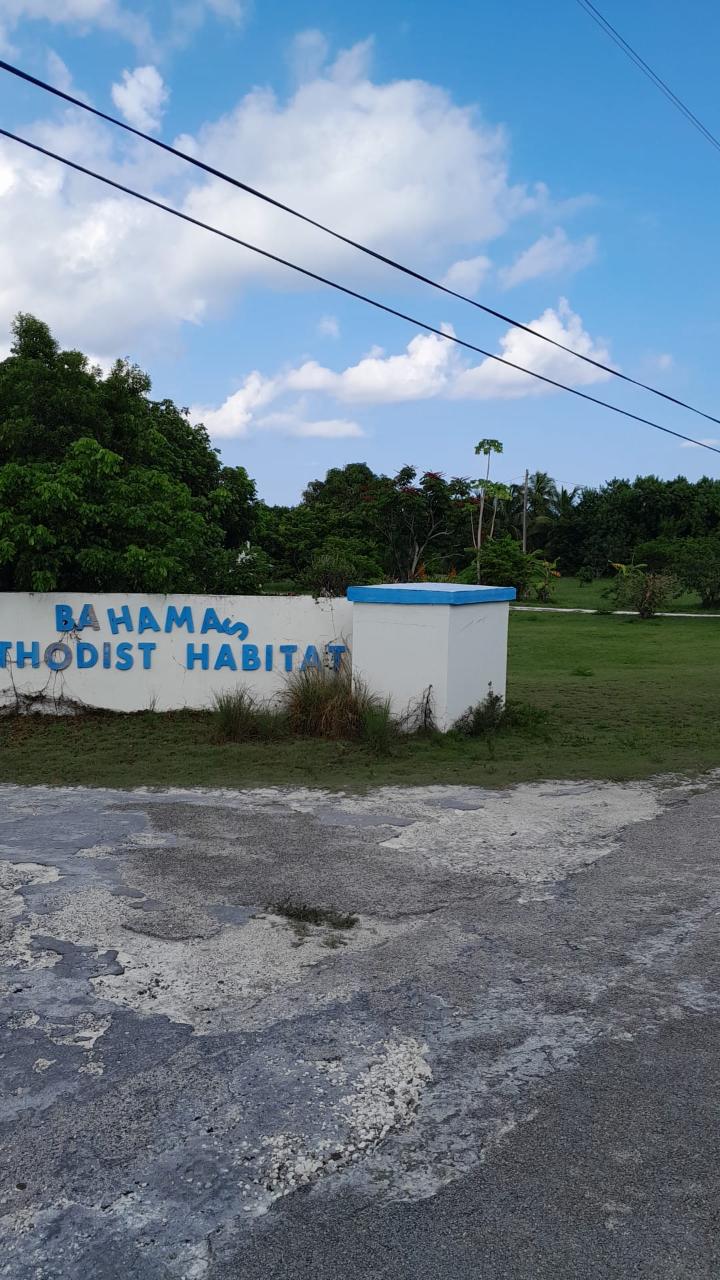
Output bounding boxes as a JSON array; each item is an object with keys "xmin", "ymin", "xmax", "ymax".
[
  {"xmin": 186, "ymin": 643, "xmax": 210, "ymax": 671},
  {"xmin": 115, "ymin": 642, "xmax": 134, "ymax": 671},
  {"xmin": 279, "ymin": 644, "xmax": 297, "ymax": 672},
  {"xmin": 78, "ymin": 604, "xmax": 100, "ymax": 631},
  {"xmin": 214, "ymin": 644, "xmax": 237, "ymax": 672},
  {"xmin": 327, "ymin": 644, "xmax": 347, "ymax": 671},
  {"xmin": 108, "ymin": 605, "xmax": 133, "ymax": 635},
  {"xmin": 55, "ymin": 604, "xmax": 75, "ymax": 632},
  {"xmin": 138, "ymin": 606, "xmax": 161, "ymax": 634},
  {"xmin": 77, "ymin": 642, "xmax": 98, "ymax": 669},
  {"xmin": 17, "ymin": 641, "xmax": 40, "ymax": 669},
  {"xmin": 200, "ymin": 608, "xmax": 223, "ymax": 635},
  {"xmin": 44, "ymin": 642, "xmax": 72, "ymax": 671},
  {"xmin": 137, "ymin": 643, "xmax": 156, "ymax": 671},
  {"xmin": 165, "ymin": 605, "xmax": 194, "ymax": 634},
  {"xmin": 10, "ymin": 601, "xmax": 339, "ymax": 687},
  {"xmin": 242, "ymin": 643, "xmax": 261, "ymax": 672},
  {"xmin": 200, "ymin": 608, "xmax": 249, "ymax": 639},
  {"xmin": 301, "ymin": 644, "xmax": 321, "ymax": 672}
]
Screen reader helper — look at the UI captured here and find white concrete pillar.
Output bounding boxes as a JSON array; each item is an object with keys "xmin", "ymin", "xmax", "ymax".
[{"xmin": 347, "ymin": 583, "xmax": 516, "ymax": 732}]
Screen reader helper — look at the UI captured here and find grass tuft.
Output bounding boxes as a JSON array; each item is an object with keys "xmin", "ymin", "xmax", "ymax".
[
  {"xmin": 212, "ymin": 687, "xmax": 284, "ymax": 742},
  {"xmin": 269, "ymin": 898, "xmax": 358, "ymax": 930},
  {"xmin": 281, "ymin": 661, "xmax": 384, "ymax": 741},
  {"xmin": 360, "ymin": 699, "xmax": 397, "ymax": 755}
]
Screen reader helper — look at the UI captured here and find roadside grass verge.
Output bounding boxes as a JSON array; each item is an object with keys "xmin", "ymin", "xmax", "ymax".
[{"xmin": 2, "ymin": 612, "xmax": 720, "ymax": 790}]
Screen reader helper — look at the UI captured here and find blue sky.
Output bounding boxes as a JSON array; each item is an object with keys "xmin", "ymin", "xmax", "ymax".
[{"xmin": 0, "ymin": 0, "xmax": 718, "ymax": 503}]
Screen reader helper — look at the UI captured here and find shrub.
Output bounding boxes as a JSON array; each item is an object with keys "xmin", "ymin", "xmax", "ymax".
[
  {"xmin": 453, "ymin": 689, "xmax": 550, "ymax": 738},
  {"xmin": 397, "ymin": 686, "xmax": 436, "ymax": 736},
  {"xmin": 282, "ymin": 661, "xmax": 383, "ymax": 739},
  {"xmin": 454, "ymin": 687, "xmax": 505, "ymax": 737},
  {"xmin": 212, "ymin": 688, "xmax": 284, "ymax": 742},
  {"xmin": 360, "ymin": 699, "xmax": 397, "ymax": 754},
  {"xmin": 670, "ymin": 536, "xmax": 720, "ymax": 608},
  {"xmin": 534, "ymin": 558, "xmax": 561, "ymax": 603},
  {"xmin": 303, "ymin": 537, "xmax": 383, "ymax": 597},
  {"xmin": 457, "ymin": 536, "xmax": 538, "ymax": 598},
  {"xmin": 633, "ymin": 537, "xmax": 682, "ymax": 574},
  {"xmin": 607, "ymin": 562, "xmax": 678, "ymax": 618}
]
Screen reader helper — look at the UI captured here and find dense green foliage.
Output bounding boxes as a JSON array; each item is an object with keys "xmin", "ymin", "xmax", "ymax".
[
  {"xmin": 0, "ymin": 316, "xmax": 260, "ymax": 593},
  {"xmin": 3, "ymin": 315, "xmax": 720, "ymax": 598},
  {"xmin": 257, "ymin": 464, "xmax": 720, "ymax": 600}
]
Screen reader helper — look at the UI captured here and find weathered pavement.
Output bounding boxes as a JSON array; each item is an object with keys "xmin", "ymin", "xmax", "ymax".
[{"xmin": 0, "ymin": 777, "xmax": 718, "ymax": 1278}]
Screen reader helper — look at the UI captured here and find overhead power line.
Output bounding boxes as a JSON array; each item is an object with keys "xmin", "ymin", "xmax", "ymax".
[
  {"xmin": 1, "ymin": 58, "xmax": 719, "ymax": 431},
  {"xmin": 575, "ymin": 0, "xmax": 720, "ymax": 154},
  {"xmin": 2, "ymin": 126, "xmax": 719, "ymax": 458}
]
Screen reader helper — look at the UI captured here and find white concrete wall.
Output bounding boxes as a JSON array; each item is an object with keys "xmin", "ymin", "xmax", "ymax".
[
  {"xmin": 0, "ymin": 593, "xmax": 352, "ymax": 713},
  {"xmin": 350, "ymin": 602, "xmax": 450, "ymax": 724},
  {"xmin": 351, "ymin": 597, "xmax": 511, "ymax": 732},
  {"xmin": 446, "ymin": 602, "xmax": 510, "ymax": 725}
]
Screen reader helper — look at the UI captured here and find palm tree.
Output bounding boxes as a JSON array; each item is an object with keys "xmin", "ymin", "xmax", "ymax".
[{"xmin": 550, "ymin": 485, "xmax": 581, "ymax": 520}]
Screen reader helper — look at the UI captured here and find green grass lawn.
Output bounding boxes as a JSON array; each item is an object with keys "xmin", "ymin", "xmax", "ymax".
[
  {"xmin": 2, "ymin": 611, "xmax": 720, "ymax": 792},
  {"xmin": 522, "ymin": 575, "xmax": 719, "ymax": 613}
]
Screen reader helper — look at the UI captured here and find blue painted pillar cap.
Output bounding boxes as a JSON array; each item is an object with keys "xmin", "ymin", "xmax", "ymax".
[{"xmin": 347, "ymin": 582, "xmax": 516, "ymax": 605}]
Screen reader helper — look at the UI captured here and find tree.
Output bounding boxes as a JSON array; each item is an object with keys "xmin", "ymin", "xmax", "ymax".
[
  {"xmin": 369, "ymin": 467, "xmax": 461, "ymax": 580},
  {"xmin": 608, "ymin": 562, "xmax": 678, "ymax": 619},
  {"xmin": 470, "ymin": 438, "xmax": 504, "ymax": 582},
  {"xmin": 671, "ymin": 537, "xmax": 720, "ymax": 608},
  {"xmin": 0, "ymin": 315, "xmax": 259, "ymax": 593},
  {"xmin": 457, "ymin": 535, "xmax": 539, "ymax": 597},
  {"xmin": 303, "ymin": 537, "xmax": 383, "ymax": 596}
]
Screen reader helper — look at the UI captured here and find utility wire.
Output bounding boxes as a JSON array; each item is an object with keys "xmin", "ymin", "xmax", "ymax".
[
  {"xmin": 575, "ymin": 0, "xmax": 720, "ymax": 154},
  {"xmin": 1, "ymin": 57, "xmax": 719, "ymax": 431},
  {"xmin": 2, "ymin": 127, "xmax": 719, "ymax": 456}
]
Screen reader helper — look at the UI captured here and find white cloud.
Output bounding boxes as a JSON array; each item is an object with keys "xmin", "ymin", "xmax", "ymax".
[
  {"xmin": 194, "ymin": 370, "xmax": 279, "ymax": 438},
  {"xmin": 194, "ymin": 301, "xmax": 612, "ymax": 438},
  {"xmin": 193, "ymin": 383, "xmax": 363, "ymax": 440},
  {"xmin": 680, "ymin": 437, "xmax": 720, "ymax": 450},
  {"xmin": 0, "ymin": 1, "xmax": 152, "ymax": 52},
  {"xmin": 441, "ymin": 254, "xmax": 492, "ymax": 295},
  {"xmin": 0, "ymin": 0, "xmax": 243, "ymax": 53},
  {"xmin": 286, "ymin": 330, "xmax": 456, "ymax": 404},
  {"xmin": 452, "ymin": 299, "xmax": 613, "ymax": 399},
  {"xmin": 290, "ymin": 29, "xmax": 330, "ymax": 83},
  {"xmin": 111, "ymin": 65, "xmax": 169, "ymax": 132},
  {"xmin": 258, "ymin": 411, "xmax": 363, "ymax": 439},
  {"xmin": 0, "ymin": 39, "xmax": 592, "ymax": 357},
  {"xmin": 500, "ymin": 227, "xmax": 597, "ymax": 289},
  {"xmin": 653, "ymin": 352, "xmax": 674, "ymax": 371},
  {"xmin": 46, "ymin": 50, "xmax": 75, "ymax": 94},
  {"xmin": 317, "ymin": 315, "xmax": 340, "ymax": 338}
]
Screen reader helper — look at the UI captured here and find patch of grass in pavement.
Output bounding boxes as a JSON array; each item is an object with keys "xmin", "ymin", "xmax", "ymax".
[
  {"xmin": 269, "ymin": 899, "xmax": 358, "ymax": 930},
  {"xmin": 2, "ymin": 613, "xmax": 720, "ymax": 790}
]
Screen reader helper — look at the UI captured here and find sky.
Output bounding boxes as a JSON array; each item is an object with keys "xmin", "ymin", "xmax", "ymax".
[{"xmin": 0, "ymin": 0, "xmax": 719, "ymax": 504}]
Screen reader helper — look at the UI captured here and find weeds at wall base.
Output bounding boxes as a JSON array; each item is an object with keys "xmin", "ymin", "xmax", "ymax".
[{"xmin": 214, "ymin": 663, "xmax": 411, "ymax": 755}]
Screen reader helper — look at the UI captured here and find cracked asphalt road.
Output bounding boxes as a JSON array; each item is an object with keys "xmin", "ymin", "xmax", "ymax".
[{"xmin": 1, "ymin": 777, "xmax": 719, "ymax": 1278}]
